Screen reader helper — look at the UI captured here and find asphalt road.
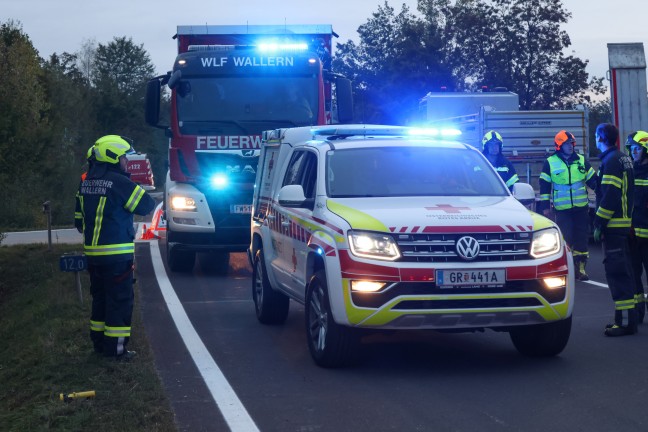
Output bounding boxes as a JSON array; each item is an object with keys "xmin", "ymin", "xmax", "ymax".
[{"xmin": 136, "ymin": 239, "xmax": 648, "ymax": 432}]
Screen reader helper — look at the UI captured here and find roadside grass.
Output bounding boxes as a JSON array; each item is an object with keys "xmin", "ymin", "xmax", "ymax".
[{"xmin": 0, "ymin": 244, "xmax": 176, "ymax": 431}]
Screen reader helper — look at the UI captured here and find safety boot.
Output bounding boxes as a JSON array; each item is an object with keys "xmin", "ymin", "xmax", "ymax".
[
  {"xmin": 605, "ymin": 309, "xmax": 638, "ymax": 336},
  {"xmin": 604, "ymin": 324, "xmax": 636, "ymax": 336},
  {"xmin": 575, "ymin": 260, "xmax": 589, "ymax": 281}
]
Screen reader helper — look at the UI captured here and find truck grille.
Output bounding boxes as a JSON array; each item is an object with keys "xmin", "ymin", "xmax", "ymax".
[{"xmin": 395, "ymin": 232, "xmax": 532, "ymax": 263}]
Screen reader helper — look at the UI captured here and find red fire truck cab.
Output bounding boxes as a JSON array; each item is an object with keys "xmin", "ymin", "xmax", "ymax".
[{"xmin": 145, "ymin": 25, "xmax": 353, "ymax": 272}]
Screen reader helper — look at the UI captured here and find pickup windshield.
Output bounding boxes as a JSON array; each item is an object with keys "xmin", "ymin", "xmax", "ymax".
[
  {"xmin": 176, "ymin": 76, "xmax": 318, "ymax": 135},
  {"xmin": 326, "ymin": 146, "xmax": 509, "ymax": 198}
]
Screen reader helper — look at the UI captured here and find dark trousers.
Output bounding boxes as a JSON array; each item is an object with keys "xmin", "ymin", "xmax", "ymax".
[
  {"xmin": 555, "ymin": 206, "xmax": 590, "ymax": 258},
  {"xmin": 602, "ymin": 233, "xmax": 637, "ymax": 325},
  {"xmin": 629, "ymin": 233, "xmax": 648, "ymax": 318},
  {"xmin": 88, "ymin": 260, "xmax": 134, "ymax": 356}
]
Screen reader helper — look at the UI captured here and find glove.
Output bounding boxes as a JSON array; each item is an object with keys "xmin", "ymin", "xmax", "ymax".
[{"xmin": 593, "ymin": 227, "xmax": 602, "ymax": 243}]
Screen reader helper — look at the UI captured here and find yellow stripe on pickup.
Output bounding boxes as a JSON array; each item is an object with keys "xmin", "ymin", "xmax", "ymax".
[{"xmin": 326, "ymin": 200, "xmax": 389, "ymax": 232}]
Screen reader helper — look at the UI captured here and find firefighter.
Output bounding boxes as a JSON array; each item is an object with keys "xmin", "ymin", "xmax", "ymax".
[
  {"xmin": 627, "ymin": 130, "xmax": 648, "ymax": 323},
  {"xmin": 77, "ymin": 135, "xmax": 155, "ymax": 358},
  {"xmin": 481, "ymin": 130, "xmax": 519, "ymax": 191},
  {"xmin": 538, "ymin": 130, "xmax": 597, "ymax": 280},
  {"xmin": 593, "ymin": 123, "xmax": 637, "ymax": 336}
]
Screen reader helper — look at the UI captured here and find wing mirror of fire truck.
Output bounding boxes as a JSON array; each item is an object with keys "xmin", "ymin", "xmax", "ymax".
[
  {"xmin": 167, "ymin": 70, "xmax": 182, "ymax": 89},
  {"xmin": 145, "ymin": 78, "xmax": 162, "ymax": 128},
  {"xmin": 278, "ymin": 185, "xmax": 314, "ymax": 210},
  {"xmin": 335, "ymin": 77, "xmax": 354, "ymax": 124}
]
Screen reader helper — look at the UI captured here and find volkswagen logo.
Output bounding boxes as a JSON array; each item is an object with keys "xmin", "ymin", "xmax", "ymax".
[
  {"xmin": 241, "ymin": 149, "xmax": 255, "ymax": 157},
  {"xmin": 456, "ymin": 236, "xmax": 480, "ymax": 260}
]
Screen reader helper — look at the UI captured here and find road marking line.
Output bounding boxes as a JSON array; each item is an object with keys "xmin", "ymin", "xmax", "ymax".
[
  {"xmin": 149, "ymin": 241, "xmax": 259, "ymax": 432},
  {"xmin": 582, "ymin": 280, "xmax": 608, "ymax": 289}
]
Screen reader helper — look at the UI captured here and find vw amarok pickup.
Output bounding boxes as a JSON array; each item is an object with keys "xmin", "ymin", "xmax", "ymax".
[{"xmin": 249, "ymin": 125, "xmax": 574, "ymax": 367}]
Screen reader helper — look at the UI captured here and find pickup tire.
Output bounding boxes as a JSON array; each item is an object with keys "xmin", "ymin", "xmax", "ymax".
[
  {"xmin": 509, "ymin": 316, "xmax": 572, "ymax": 357},
  {"xmin": 166, "ymin": 232, "xmax": 195, "ymax": 272},
  {"xmin": 305, "ymin": 270, "xmax": 360, "ymax": 368},
  {"xmin": 252, "ymin": 249, "xmax": 289, "ymax": 324}
]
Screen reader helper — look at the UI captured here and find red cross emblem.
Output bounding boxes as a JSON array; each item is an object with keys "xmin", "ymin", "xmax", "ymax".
[{"xmin": 425, "ymin": 204, "xmax": 470, "ymax": 214}]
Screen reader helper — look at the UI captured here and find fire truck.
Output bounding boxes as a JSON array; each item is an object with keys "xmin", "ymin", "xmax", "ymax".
[{"xmin": 145, "ymin": 25, "xmax": 353, "ymax": 272}]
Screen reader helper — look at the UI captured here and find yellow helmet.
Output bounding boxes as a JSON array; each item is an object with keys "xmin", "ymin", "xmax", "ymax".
[
  {"xmin": 482, "ymin": 130, "xmax": 503, "ymax": 151},
  {"xmin": 626, "ymin": 130, "xmax": 648, "ymax": 152},
  {"xmin": 93, "ymin": 135, "xmax": 135, "ymax": 164}
]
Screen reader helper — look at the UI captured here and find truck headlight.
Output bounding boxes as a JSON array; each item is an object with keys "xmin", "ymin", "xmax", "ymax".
[
  {"xmin": 530, "ymin": 228, "xmax": 561, "ymax": 258},
  {"xmin": 348, "ymin": 231, "xmax": 401, "ymax": 261},
  {"xmin": 170, "ymin": 196, "xmax": 197, "ymax": 211}
]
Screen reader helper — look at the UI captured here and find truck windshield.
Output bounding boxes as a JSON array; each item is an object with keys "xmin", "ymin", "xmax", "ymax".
[
  {"xmin": 326, "ymin": 146, "xmax": 509, "ymax": 198},
  {"xmin": 176, "ymin": 76, "xmax": 318, "ymax": 135}
]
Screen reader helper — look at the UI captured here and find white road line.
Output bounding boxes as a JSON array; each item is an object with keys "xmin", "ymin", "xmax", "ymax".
[
  {"xmin": 582, "ymin": 280, "xmax": 608, "ymax": 289},
  {"xmin": 149, "ymin": 241, "xmax": 259, "ymax": 432}
]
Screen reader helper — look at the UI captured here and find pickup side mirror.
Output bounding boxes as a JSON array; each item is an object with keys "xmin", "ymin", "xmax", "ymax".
[
  {"xmin": 512, "ymin": 183, "xmax": 536, "ymax": 207},
  {"xmin": 278, "ymin": 185, "xmax": 314, "ymax": 209}
]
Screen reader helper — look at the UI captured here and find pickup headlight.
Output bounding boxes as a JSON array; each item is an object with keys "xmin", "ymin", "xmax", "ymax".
[
  {"xmin": 348, "ymin": 230, "xmax": 401, "ymax": 261},
  {"xmin": 530, "ymin": 227, "xmax": 561, "ymax": 258}
]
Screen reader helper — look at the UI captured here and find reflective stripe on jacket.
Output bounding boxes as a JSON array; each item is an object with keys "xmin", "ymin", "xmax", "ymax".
[
  {"xmin": 539, "ymin": 153, "xmax": 596, "ymax": 211},
  {"xmin": 595, "ymin": 148, "xmax": 634, "ymax": 233},
  {"xmin": 77, "ymin": 163, "xmax": 155, "ymax": 264},
  {"xmin": 633, "ymin": 162, "xmax": 648, "ymax": 237}
]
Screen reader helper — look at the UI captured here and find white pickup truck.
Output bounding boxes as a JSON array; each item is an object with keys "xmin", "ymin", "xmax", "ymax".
[{"xmin": 248, "ymin": 125, "xmax": 574, "ymax": 367}]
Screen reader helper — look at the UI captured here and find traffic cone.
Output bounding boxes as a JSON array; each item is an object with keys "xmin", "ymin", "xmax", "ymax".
[{"xmin": 140, "ymin": 223, "xmax": 154, "ymax": 240}]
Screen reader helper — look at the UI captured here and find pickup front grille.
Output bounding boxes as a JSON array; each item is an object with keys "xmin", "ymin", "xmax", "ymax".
[{"xmin": 395, "ymin": 232, "xmax": 532, "ymax": 263}]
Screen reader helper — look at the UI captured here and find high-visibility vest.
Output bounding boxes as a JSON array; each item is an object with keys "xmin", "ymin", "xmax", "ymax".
[{"xmin": 546, "ymin": 153, "xmax": 589, "ymax": 210}]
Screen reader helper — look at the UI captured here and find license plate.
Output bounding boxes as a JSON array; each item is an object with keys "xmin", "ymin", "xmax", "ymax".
[
  {"xmin": 436, "ymin": 269, "xmax": 505, "ymax": 288},
  {"xmin": 230, "ymin": 204, "xmax": 252, "ymax": 214}
]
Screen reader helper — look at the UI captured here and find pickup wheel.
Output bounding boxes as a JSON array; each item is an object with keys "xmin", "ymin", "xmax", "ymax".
[
  {"xmin": 252, "ymin": 249, "xmax": 289, "ymax": 324},
  {"xmin": 509, "ymin": 316, "xmax": 572, "ymax": 357},
  {"xmin": 305, "ymin": 270, "xmax": 360, "ymax": 368},
  {"xmin": 166, "ymin": 232, "xmax": 195, "ymax": 272}
]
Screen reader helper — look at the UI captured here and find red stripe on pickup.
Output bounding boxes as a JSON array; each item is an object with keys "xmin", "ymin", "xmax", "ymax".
[{"xmin": 339, "ymin": 250, "xmax": 400, "ymax": 281}]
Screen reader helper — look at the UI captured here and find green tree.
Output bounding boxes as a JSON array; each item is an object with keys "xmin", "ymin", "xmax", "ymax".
[
  {"xmin": 334, "ymin": 1, "xmax": 455, "ymax": 124},
  {"xmin": 92, "ymin": 36, "xmax": 165, "ymax": 192},
  {"xmin": 0, "ymin": 20, "xmax": 49, "ymax": 228},
  {"xmin": 419, "ymin": 0, "xmax": 602, "ymax": 109}
]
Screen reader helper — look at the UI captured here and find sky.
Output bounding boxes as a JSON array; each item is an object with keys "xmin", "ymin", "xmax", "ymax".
[{"xmin": 4, "ymin": 0, "xmax": 648, "ymax": 90}]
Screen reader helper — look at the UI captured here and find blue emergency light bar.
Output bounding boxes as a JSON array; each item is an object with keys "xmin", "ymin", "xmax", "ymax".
[
  {"xmin": 257, "ymin": 42, "xmax": 309, "ymax": 52},
  {"xmin": 310, "ymin": 126, "xmax": 462, "ymax": 138}
]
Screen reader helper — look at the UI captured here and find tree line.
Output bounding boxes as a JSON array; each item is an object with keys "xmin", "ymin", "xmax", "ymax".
[
  {"xmin": 0, "ymin": 0, "xmax": 610, "ymax": 233},
  {"xmin": 0, "ymin": 20, "xmax": 167, "ymax": 233}
]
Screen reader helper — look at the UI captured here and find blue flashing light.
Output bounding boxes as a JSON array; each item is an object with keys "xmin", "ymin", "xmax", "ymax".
[
  {"xmin": 211, "ymin": 174, "xmax": 229, "ymax": 189},
  {"xmin": 408, "ymin": 127, "xmax": 462, "ymax": 137},
  {"xmin": 317, "ymin": 247, "xmax": 324, "ymax": 255},
  {"xmin": 257, "ymin": 41, "xmax": 309, "ymax": 52}
]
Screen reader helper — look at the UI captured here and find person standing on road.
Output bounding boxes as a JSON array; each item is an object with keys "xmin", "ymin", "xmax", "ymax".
[
  {"xmin": 76, "ymin": 135, "xmax": 155, "ymax": 359},
  {"xmin": 593, "ymin": 123, "xmax": 637, "ymax": 336},
  {"xmin": 627, "ymin": 130, "xmax": 648, "ymax": 324},
  {"xmin": 538, "ymin": 130, "xmax": 597, "ymax": 281},
  {"xmin": 482, "ymin": 130, "xmax": 519, "ymax": 191}
]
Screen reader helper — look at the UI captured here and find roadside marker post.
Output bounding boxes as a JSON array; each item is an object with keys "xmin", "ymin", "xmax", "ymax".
[{"xmin": 59, "ymin": 253, "xmax": 87, "ymax": 304}]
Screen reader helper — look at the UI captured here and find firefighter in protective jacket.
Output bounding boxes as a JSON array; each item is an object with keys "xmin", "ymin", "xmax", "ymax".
[
  {"xmin": 76, "ymin": 135, "xmax": 155, "ymax": 358},
  {"xmin": 538, "ymin": 130, "xmax": 597, "ymax": 280},
  {"xmin": 594, "ymin": 123, "xmax": 637, "ymax": 336},
  {"xmin": 627, "ymin": 130, "xmax": 648, "ymax": 324},
  {"xmin": 481, "ymin": 130, "xmax": 519, "ymax": 191}
]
